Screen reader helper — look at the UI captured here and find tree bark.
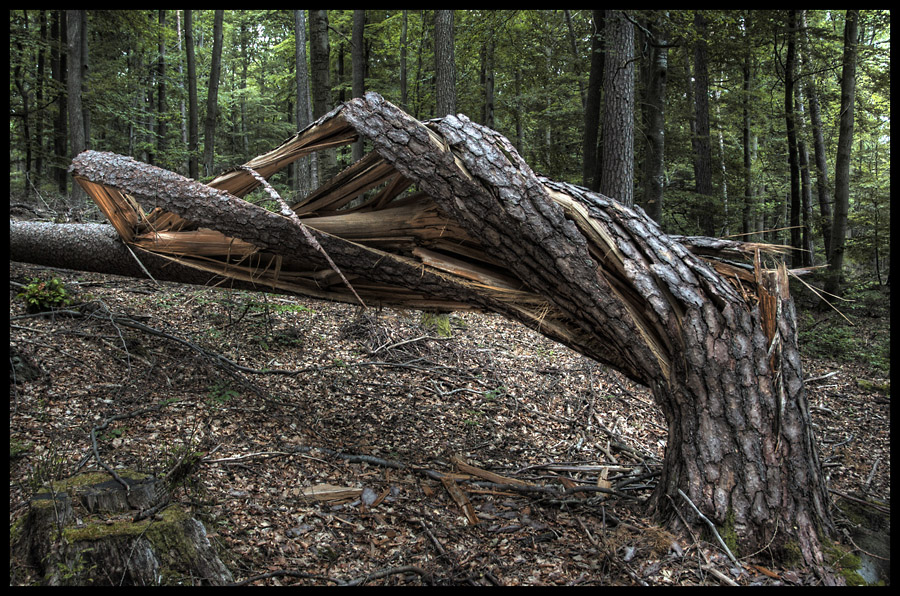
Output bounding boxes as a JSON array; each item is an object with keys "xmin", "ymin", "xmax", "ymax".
[
  {"xmin": 825, "ymin": 10, "xmax": 859, "ymax": 298},
  {"xmin": 184, "ymin": 10, "xmax": 199, "ymax": 179},
  {"xmin": 690, "ymin": 12, "xmax": 715, "ymax": 236},
  {"xmin": 351, "ymin": 10, "xmax": 366, "ymax": 162},
  {"xmin": 784, "ymin": 10, "xmax": 802, "ymax": 267},
  {"xmin": 639, "ymin": 13, "xmax": 667, "ymax": 223},
  {"xmin": 600, "ymin": 10, "xmax": 635, "ymax": 207},
  {"xmin": 434, "ymin": 10, "xmax": 456, "ymax": 117},
  {"xmin": 17, "ymin": 92, "xmax": 836, "ymax": 580},
  {"xmin": 309, "ymin": 9, "xmax": 337, "ymax": 182},
  {"xmin": 203, "ymin": 10, "xmax": 224, "ymax": 177},
  {"xmin": 581, "ymin": 10, "xmax": 604, "ymax": 192},
  {"xmin": 66, "ymin": 10, "xmax": 87, "ymax": 202}
]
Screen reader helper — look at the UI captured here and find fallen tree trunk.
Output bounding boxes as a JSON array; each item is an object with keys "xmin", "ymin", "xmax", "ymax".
[{"xmin": 10, "ymin": 92, "xmax": 835, "ymax": 579}]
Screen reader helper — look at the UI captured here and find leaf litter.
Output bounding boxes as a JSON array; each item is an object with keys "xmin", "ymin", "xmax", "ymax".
[{"xmin": 9, "ymin": 261, "xmax": 889, "ymax": 585}]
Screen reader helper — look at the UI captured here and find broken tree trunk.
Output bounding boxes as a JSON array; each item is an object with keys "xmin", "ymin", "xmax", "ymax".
[{"xmin": 11, "ymin": 92, "xmax": 834, "ymax": 578}]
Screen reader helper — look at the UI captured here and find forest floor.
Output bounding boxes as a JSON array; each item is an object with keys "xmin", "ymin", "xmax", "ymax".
[{"xmin": 9, "ymin": 259, "xmax": 891, "ymax": 586}]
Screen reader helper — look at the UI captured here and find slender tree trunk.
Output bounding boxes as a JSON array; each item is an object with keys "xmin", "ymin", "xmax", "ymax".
[
  {"xmin": 66, "ymin": 9, "xmax": 86, "ymax": 202},
  {"xmin": 309, "ymin": 9, "xmax": 337, "ymax": 181},
  {"xmin": 800, "ymin": 11, "xmax": 833, "ymax": 262},
  {"xmin": 51, "ymin": 10, "xmax": 69, "ymax": 195},
  {"xmin": 434, "ymin": 10, "xmax": 456, "ymax": 117},
  {"xmin": 203, "ymin": 10, "xmax": 224, "ymax": 177},
  {"xmin": 400, "ymin": 11, "xmax": 408, "ymax": 112},
  {"xmin": 825, "ymin": 10, "xmax": 859, "ymax": 298},
  {"xmin": 784, "ymin": 10, "xmax": 802, "ymax": 267},
  {"xmin": 157, "ymin": 10, "xmax": 167, "ymax": 165},
  {"xmin": 691, "ymin": 12, "xmax": 714, "ymax": 236},
  {"xmin": 600, "ymin": 10, "xmax": 634, "ymax": 207},
  {"xmin": 639, "ymin": 14, "xmax": 667, "ymax": 223},
  {"xmin": 351, "ymin": 10, "xmax": 366, "ymax": 161},
  {"xmin": 294, "ymin": 10, "xmax": 314, "ymax": 198},
  {"xmin": 581, "ymin": 10, "xmax": 604, "ymax": 191},
  {"xmin": 741, "ymin": 13, "xmax": 756, "ymax": 240},
  {"xmin": 184, "ymin": 10, "xmax": 199, "ymax": 180}
]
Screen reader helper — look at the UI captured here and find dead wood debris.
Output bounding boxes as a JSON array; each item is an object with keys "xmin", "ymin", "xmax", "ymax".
[{"xmin": 9, "ymin": 261, "xmax": 890, "ymax": 586}]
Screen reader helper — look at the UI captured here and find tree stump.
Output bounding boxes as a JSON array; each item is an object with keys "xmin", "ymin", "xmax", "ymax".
[{"xmin": 10, "ymin": 471, "xmax": 232, "ymax": 586}]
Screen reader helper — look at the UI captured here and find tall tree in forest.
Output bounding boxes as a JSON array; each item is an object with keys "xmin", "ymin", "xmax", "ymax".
[
  {"xmin": 66, "ymin": 9, "xmax": 87, "ymax": 201},
  {"xmin": 294, "ymin": 9, "xmax": 314, "ymax": 196},
  {"xmin": 400, "ymin": 10, "xmax": 409, "ymax": 112},
  {"xmin": 157, "ymin": 10, "xmax": 167, "ymax": 164},
  {"xmin": 581, "ymin": 10, "xmax": 604, "ymax": 191},
  {"xmin": 309, "ymin": 9, "xmax": 337, "ymax": 180},
  {"xmin": 185, "ymin": 10, "xmax": 199, "ymax": 179},
  {"xmin": 690, "ymin": 12, "xmax": 714, "ymax": 235},
  {"xmin": 600, "ymin": 10, "xmax": 634, "ymax": 207},
  {"xmin": 51, "ymin": 10, "xmax": 68, "ymax": 194},
  {"xmin": 825, "ymin": 10, "xmax": 859, "ymax": 297},
  {"xmin": 639, "ymin": 12, "xmax": 668, "ymax": 223},
  {"xmin": 800, "ymin": 10, "xmax": 833, "ymax": 261},
  {"xmin": 203, "ymin": 10, "xmax": 224, "ymax": 177},
  {"xmin": 434, "ymin": 10, "xmax": 456, "ymax": 117},
  {"xmin": 351, "ymin": 10, "xmax": 366, "ymax": 161},
  {"xmin": 784, "ymin": 10, "xmax": 802, "ymax": 267},
  {"xmin": 741, "ymin": 11, "xmax": 758, "ymax": 240}
]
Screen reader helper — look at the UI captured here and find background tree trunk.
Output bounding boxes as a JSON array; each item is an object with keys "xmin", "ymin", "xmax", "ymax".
[
  {"xmin": 434, "ymin": 10, "xmax": 456, "ymax": 117},
  {"xmin": 309, "ymin": 9, "xmax": 337, "ymax": 181},
  {"xmin": 203, "ymin": 10, "xmax": 224, "ymax": 177},
  {"xmin": 690, "ymin": 12, "xmax": 715, "ymax": 236},
  {"xmin": 581, "ymin": 10, "xmax": 604, "ymax": 191},
  {"xmin": 825, "ymin": 10, "xmax": 859, "ymax": 298},
  {"xmin": 184, "ymin": 10, "xmax": 199, "ymax": 180},
  {"xmin": 639, "ymin": 13, "xmax": 667, "ymax": 223},
  {"xmin": 294, "ymin": 10, "xmax": 314, "ymax": 197},
  {"xmin": 784, "ymin": 10, "xmax": 802, "ymax": 267},
  {"xmin": 351, "ymin": 10, "xmax": 366, "ymax": 162},
  {"xmin": 600, "ymin": 10, "xmax": 635, "ymax": 207},
  {"xmin": 66, "ymin": 10, "xmax": 86, "ymax": 202}
]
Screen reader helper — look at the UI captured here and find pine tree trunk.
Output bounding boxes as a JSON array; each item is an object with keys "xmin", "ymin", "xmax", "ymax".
[{"xmin": 17, "ymin": 92, "xmax": 837, "ymax": 581}]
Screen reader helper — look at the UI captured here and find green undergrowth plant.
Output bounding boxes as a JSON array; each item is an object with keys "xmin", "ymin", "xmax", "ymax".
[{"xmin": 17, "ymin": 277, "xmax": 75, "ymax": 313}]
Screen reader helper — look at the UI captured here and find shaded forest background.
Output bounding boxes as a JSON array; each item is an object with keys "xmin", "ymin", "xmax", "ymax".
[{"xmin": 9, "ymin": 9, "xmax": 890, "ymax": 295}]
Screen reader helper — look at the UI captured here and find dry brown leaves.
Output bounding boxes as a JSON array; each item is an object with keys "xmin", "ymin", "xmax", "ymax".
[{"xmin": 9, "ymin": 261, "xmax": 889, "ymax": 586}]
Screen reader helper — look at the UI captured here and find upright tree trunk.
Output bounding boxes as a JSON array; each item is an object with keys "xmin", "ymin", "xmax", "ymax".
[
  {"xmin": 351, "ymin": 10, "xmax": 366, "ymax": 161},
  {"xmin": 434, "ymin": 10, "xmax": 456, "ymax": 117},
  {"xmin": 639, "ymin": 14, "xmax": 667, "ymax": 223},
  {"xmin": 784, "ymin": 10, "xmax": 802, "ymax": 267},
  {"xmin": 825, "ymin": 10, "xmax": 858, "ymax": 297},
  {"xmin": 600, "ymin": 10, "xmax": 634, "ymax": 207},
  {"xmin": 203, "ymin": 10, "xmax": 224, "ymax": 177},
  {"xmin": 691, "ymin": 12, "xmax": 715, "ymax": 236},
  {"xmin": 741, "ymin": 13, "xmax": 757, "ymax": 240},
  {"xmin": 294, "ymin": 10, "xmax": 314, "ymax": 197},
  {"xmin": 309, "ymin": 9, "xmax": 337, "ymax": 181},
  {"xmin": 66, "ymin": 10, "xmax": 87, "ymax": 202},
  {"xmin": 799, "ymin": 11, "xmax": 833, "ymax": 261},
  {"xmin": 157, "ymin": 10, "xmax": 168, "ymax": 165},
  {"xmin": 51, "ymin": 10, "xmax": 69, "ymax": 195},
  {"xmin": 581, "ymin": 10, "xmax": 604, "ymax": 191},
  {"xmin": 184, "ymin": 10, "xmax": 199, "ymax": 180}
]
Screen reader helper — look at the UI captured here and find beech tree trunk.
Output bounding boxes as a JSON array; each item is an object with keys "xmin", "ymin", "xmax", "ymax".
[{"xmin": 12, "ymin": 92, "xmax": 836, "ymax": 580}]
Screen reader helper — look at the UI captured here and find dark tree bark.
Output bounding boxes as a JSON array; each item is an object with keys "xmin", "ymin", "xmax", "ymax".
[
  {"xmin": 434, "ymin": 10, "xmax": 456, "ymax": 117},
  {"xmin": 203, "ymin": 10, "xmax": 224, "ymax": 177},
  {"xmin": 66, "ymin": 10, "xmax": 87, "ymax": 201},
  {"xmin": 639, "ymin": 13, "xmax": 667, "ymax": 223},
  {"xmin": 51, "ymin": 10, "xmax": 69, "ymax": 194},
  {"xmin": 690, "ymin": 12, "xmax": 715, "ymax": 236},
  {"xmin": 741, "ymin": 12, "xmax": 757, "ymax": 241},
  {"xmin": 351, "ymin": 10, "xmax": 366, "ymax": 161},
  {"xmin": 17, "ymin": 92, "xmax": 837, "ymax": 582},
  {"xmin": 825, "ymin": 10, "xmax": 859, "ymax": 298},
  {"xmin": 799, "ymin": 11, "xmax": 833, "ymax": 261},
  {"xmin": 294, "ymin": 10, "xmax": 314, "ymax": 196},
  {"xmin": 600, "ymin": 10, "xmax": 635, "ymax": 207},
  {"xmin": 784, "ymin": 10, "xmax": 802, "ymax": 267},
  {"xmin": 184, "ymin": 10, "xmax": 199, "ymax": 179},
  {"xmin": 157, "ymin": 10, "xmax": 167, "ymax": 163},
  {"xmin": 309, "ymin": 9, "xmax": 337, "ymax": 181},
  {"xmin": 581, "ymin": 10, "xmax": 604, "ymax": 191}
]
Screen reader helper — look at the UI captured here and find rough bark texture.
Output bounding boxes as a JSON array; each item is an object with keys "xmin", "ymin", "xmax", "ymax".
[{"xmin": 14, "ymin": 91, "xmax": 836, "ymax": 579}]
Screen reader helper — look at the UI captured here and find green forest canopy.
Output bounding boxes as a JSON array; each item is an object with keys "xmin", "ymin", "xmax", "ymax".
[{"xmin": 9, "ymin": 10, "xmax": 890, "ymax": 286}]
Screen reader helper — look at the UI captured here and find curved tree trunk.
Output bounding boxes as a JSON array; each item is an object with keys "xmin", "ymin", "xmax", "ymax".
[{"xmin": 15, "ymin": 92, "xmax": 835, "ymax": 580}]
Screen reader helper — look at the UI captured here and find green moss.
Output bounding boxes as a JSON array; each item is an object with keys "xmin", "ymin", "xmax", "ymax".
[
  {"xmin": 420, "ymin": 312, "xmax": 453, "ymax": 337},
  {"xmin": 823, "ymin": 541, "xmax": 866, "ymax": 586},
  {"xmin": 714, "ymin": 507, "xmax": 740, "ymax": 559}
]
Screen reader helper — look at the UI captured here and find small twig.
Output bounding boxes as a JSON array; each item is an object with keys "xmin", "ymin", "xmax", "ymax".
[{"xmin": 677, "ymin": 489, "xmax": 740, "ymax": 566}]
